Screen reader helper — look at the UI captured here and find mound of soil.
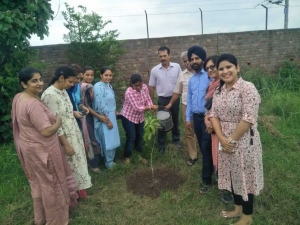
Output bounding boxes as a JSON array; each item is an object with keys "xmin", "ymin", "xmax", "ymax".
[{"xmin": 126, "ymin": 168, "xmax": 185, "ymax": 198}]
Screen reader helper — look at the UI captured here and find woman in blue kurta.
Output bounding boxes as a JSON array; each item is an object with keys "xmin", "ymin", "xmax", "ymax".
[{"xmin": 93, "ymin": 66, "xmax": 120, "ymax": 168}]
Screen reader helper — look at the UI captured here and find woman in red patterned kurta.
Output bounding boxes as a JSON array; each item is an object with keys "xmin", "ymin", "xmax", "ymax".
[{"xmin": 209, "ymin": 54, "xmax": 263, "ymax": 225}]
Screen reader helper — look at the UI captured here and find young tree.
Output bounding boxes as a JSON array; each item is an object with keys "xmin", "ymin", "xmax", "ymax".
[
  {"xmin": 0, "ymin": 0, "xmax": 53, "ymax": 141},
  {"xmin": 62, "ymin": 3, "xmax": 124, "ymax": 72}
]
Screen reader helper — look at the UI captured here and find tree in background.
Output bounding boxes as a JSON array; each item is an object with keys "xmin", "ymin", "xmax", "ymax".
[
  {"xmin": 0, "ymin": 0, "xmax": 53, "ymax": 141},
  {"xmin": 62, "ymin": 3, "xmax": 125, "ymax": 73}
]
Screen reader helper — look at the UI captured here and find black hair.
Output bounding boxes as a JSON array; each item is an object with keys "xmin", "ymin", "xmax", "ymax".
[
  {"xmin": 203, "ymin": 55, "xmax": 219, "ymax": 72},
  {"xmin": 49, "ymin": 66, "xmax": 76, "ymax": 86},
  {"xmin": 130, "ymin": 73, "xmax": 142, "ymax": 85},
  {"xmin": 158, "ymin": 46, "xmax": 170, "ymax": 55},
  {"xmin": 84, "ymin": 66, "xmax": 94, "ymax": 73},
  {"xmin": 70, "ymin": 64, "xmax": 84, "ymax": 75},
  {"xmin": 18, "ymin": 67, "xmax": 42, "ymax": 85},
  {"xmin": 100, "ymin": 66, "xmax": 111, "ymax": 75},
  {"xmin": 216, "ymin": 53, "xmax": 238, "ymax": 93}
]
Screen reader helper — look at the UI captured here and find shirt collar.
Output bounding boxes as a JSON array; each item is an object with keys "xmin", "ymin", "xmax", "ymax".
[
  {"xmin": 222, "ymin": 77, "xmax": 243, "ymax": 91},
  {"xmin": 159, "ymin": 62, "xmax": 174, "ymax": 69},
  {"xmin": 194, "ymin": 68, "xmax": 206, "ymax": 76}
]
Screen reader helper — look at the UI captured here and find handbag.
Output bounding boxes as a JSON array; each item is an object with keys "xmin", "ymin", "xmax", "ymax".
[{"xmin": 205, "ymin": 97, "xmax": 213, "ymax": 110}]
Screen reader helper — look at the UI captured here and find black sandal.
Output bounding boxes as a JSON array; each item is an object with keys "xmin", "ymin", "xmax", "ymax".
[{"xmin": 187, "ymin": 158, "xmax": 198, "ymax": 166}]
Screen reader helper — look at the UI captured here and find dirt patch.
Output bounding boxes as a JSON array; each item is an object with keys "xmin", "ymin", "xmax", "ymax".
[{"xmin": 126, "ymin": 168, "xmax": 185, "ymax": 198}]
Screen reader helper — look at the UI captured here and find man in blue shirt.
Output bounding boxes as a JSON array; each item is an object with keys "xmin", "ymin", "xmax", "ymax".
[{"xmin": 186, "ymin": 46, "xmax": 213, "ymax": 193}]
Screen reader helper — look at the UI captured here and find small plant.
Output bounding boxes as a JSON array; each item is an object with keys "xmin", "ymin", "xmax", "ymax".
[{"xmin": 143, "ymin": 112, "xmax": 160, "ymax": 184}]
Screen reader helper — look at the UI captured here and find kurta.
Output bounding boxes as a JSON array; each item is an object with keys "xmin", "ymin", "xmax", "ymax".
[
  {"xmin": 42, "ymin": 85, "xmax": 92, "ymax": 190},
  {"xmin": 93, "ymin": 81, "xmax": 120, "ymax": 153},
  {"xmin": 209, "ymin": 78, "xmax": 264, "ymax": 201},
  {"xmin": 12, "ymin": 93, "xmax": 78, "ymax": 225}
]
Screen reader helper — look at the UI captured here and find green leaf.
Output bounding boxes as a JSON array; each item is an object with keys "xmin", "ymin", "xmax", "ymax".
[
  {"xmin": 0, "ymin": 126, "xmax": 6, "ymax": 133},
  {"xmin": 0, "ymin": 14, "xmax": 4, "ymax": 20},
  {"xmin": 1, "ymin": 114, "xmax": 11, "ymax": 121}
]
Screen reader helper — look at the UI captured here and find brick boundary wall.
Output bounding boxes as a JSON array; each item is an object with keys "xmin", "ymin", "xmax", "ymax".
[{"xmin": 34, "ymin": 28, "xmax": 300, "ymax": 87}]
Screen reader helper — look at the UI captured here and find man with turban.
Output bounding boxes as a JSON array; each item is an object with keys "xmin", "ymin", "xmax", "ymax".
[{"xmin": 186, "ymin": 46, "xmax": 213, "ymax": 193}]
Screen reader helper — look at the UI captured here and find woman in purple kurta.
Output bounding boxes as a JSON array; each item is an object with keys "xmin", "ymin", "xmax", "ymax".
[{"xmin": 12, "ymin": 68, "xmax": 78, "ymax": 225}]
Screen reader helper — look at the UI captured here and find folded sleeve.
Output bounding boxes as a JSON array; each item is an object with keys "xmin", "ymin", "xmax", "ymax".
[{"xmin": 241, "ymin": 83, "xmax": 261, "ymax": 124}]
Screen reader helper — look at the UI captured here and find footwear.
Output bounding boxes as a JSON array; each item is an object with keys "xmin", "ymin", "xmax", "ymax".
[
  {"xmin": 138, "ymin": 156, "xmax": 148, "ymax": 164},
  {"xmin": 91, "ymin": 167, "xmax": 101, "ymax": 174},
  {"xmin": 158, "ymin": 147, "xmax": 165, "ymax": 154},
  {"xmin": 173, "ymin": 141, "xmax": 182, "ymax": 149},
  {"xmin": 222, "ymin": 193, "xmax": 234, "ymax": 204},
  {"xmin": 124, "ymin": 158, "xmax": 130, "ymax": 164},
  {"xmin": 220, "ymin": 210, "xmax": 242, "ymax": 218},
  {"xmin": 186, "ymin": 158, "xmax": 199, "ymax": 166},
  {"xmin": 199, "ymin": 183, "xmax": 211, "ymax": 194}
]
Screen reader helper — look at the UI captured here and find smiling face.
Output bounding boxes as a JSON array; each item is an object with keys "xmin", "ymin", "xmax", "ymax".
[
  {"xmin": 21, "ymin": 73, "xmax": 44, "ymax": 96},
  {"xmin": 205, "ymin": 59, "xmax": 218, "ymax": 79},
  {"xmin": 100, "ymin": 69, "xmax": 112, "ymax": 83},
  {"xmin": 218, "ymin": 60, "xmax": 240, "ymax": 85},
  {"xmin": 83, "ymin": 70, "xmax": 94, "ymax": 83}
]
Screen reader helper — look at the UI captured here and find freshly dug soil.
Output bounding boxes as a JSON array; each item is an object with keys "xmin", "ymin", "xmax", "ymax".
[{"xmin": 126, "ymin": 167, "xmax": 185, "ymax": 198}]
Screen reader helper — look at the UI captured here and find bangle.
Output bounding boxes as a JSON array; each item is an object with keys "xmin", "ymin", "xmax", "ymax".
[{"xmin": 228, "ymin": 137, "xmax": 237, "ymax": 145}]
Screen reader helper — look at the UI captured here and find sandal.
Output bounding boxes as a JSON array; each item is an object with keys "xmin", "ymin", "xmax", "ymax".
[
  {"xmin": 187, "ymin": 158, "xmax": 198, "ymax": 166},
  {"xmin": 220, "ymin": 210, "xmax": 242, "ymax": 218}
]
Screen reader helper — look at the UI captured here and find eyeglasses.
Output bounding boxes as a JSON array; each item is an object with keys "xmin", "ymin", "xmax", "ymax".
[{"xmin": 205, "ymin": 65, "xmax": 216, "ymax": 72}]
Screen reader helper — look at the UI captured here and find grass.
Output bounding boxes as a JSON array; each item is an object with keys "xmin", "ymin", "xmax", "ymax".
[{"xmin": 1, "ymin": 63, "xmax": 300, "ymax": 224}]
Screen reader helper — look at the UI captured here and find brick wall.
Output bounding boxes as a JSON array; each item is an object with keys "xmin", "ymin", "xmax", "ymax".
[{"xmin": 34, "ymin": 28, "xmax": 300, "ymax": 85}]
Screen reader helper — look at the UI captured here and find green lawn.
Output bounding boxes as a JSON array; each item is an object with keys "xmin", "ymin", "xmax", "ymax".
[{"xmin": 1, "ymin": 78, "xmax": 300, "ymax": 225}]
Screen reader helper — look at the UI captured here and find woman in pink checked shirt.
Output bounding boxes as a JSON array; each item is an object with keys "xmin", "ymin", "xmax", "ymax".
[{"xmin": 120, "ymin": 73, "xmax": 158, "ymax": 164}]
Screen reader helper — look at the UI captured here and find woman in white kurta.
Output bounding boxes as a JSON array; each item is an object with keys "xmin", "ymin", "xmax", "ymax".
[{"xmin": 42, "ymin": 66, "xmax": 92, "ymax": 198}]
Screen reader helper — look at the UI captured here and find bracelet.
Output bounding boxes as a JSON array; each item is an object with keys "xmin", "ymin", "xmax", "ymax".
[{"xmin": 227, "ymin": 137, "xmax": 237, "ymax": 145}]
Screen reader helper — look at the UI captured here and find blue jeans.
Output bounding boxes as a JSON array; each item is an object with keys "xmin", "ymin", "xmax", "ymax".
[
  {"xmin": 193, "ymin": 113, "xmax": 213, "ymax": 185},
  {"xmin": 121, "ymin": 116, "xmax": 144, "ymax": 158}
]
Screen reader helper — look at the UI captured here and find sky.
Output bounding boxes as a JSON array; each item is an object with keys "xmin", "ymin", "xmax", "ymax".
[{"xmin": 30, "ymin": 0, "xmax": 300, "ymax": 46}]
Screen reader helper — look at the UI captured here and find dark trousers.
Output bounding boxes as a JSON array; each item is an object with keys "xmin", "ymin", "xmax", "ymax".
[
  {"xmin": 193, "ymin": 113, "xmax": 213, "ymax": 184},
  {"xmin": 121, "ymin": 116, "xmax": 144, "ymax": 158},
  {"xmin": 88, "ymin": 154, "xmax": 100, "ymax": 168},
  {"xmin": 157, "ymin": 96, "xmax": 180, "ymax": 149},
  {"xmin": 232, "ymin": 187, "xmax": 254, "ymax": 215}
]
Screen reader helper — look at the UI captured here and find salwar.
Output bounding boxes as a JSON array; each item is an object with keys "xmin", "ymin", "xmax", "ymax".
[
  {"xmin": 87, "ymin": 154, "xmax": 101, "ymax": 169},
  {"xmin": 101, "ymin": 149, "xmax": 116, "ymax": 168},
  {"xmin": 232, "ymin": 190, "xmax": 254, "ymax": 215}
]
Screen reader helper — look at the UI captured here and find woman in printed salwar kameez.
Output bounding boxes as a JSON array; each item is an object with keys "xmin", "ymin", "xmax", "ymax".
[
  {"xmin": 42, "ymin": 67, "xmax": 92, "ymax": 199},
  {"xmin": 93, "ymin": 66, "xmax": 120, "ymax": 169},
  {"xmin": 12, "ymin": 68, "xmax": 78, "ymax": 225}
]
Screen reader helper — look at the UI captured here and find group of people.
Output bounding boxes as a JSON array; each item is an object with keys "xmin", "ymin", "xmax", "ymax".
[
  {"xmin": 148, "ymin": 46, "xmax": 263, "ymax": 225},
  {"xmin": 12, "ymin": 44, "xmax": 263, "ymax": 225}
]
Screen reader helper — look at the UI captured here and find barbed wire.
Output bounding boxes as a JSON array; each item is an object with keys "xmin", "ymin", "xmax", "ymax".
[{"xmin": 53, "ymin": 5, "xmax": 300, "ymax": 20}]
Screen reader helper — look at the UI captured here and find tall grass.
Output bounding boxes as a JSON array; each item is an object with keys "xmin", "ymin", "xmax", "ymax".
[{"xmin": 1, "ymin": 61, "xmax": 300, "ymax": 224}]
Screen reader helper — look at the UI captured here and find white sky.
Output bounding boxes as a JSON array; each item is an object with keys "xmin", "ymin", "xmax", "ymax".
[{"xmin": 30, "ymin": 0, "xmax": 300, "ymax": 46}]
